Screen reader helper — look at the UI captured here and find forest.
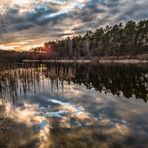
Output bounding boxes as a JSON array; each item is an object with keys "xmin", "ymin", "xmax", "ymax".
[
  {"xmin": 46, "ymin": 20, "xmax": 148, "ymax": 59},
  {"xmin": 0, "ymin": 20, "xmax": 148, "ymax": 61}
]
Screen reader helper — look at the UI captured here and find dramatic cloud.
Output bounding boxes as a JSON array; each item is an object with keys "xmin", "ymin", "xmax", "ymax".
[{"xmin": 0, "ymin": 0, "xmax": 148, "ymax": 50}]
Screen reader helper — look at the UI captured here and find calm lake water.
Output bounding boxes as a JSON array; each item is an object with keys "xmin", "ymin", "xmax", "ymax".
[{"xmin": 0, "ymin": 63, "xmax": 148, "ymax": 148}]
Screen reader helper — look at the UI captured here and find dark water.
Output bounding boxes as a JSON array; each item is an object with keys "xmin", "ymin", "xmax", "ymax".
[{"xmin": 0, "ymin": 63, "xmax": 148, "ymax": 148}]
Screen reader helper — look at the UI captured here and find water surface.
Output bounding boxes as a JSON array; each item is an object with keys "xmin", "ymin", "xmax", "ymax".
[{"xmin": 0, "ymin": 63, "xmax": 148, "ymax": 148}]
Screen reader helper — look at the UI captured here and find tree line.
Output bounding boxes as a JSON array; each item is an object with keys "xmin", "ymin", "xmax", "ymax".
[
  {"xmin": 46, "ymin": 20, "xmax": 148, "ymax": 59},
  {"xmin": 0, "ymin": 20, "xmax": 148, "ymax": 61}
]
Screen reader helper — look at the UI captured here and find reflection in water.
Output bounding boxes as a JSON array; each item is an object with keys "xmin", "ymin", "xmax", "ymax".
[
  {"xmin": 0, "ymin": 63, "xmax": 148, "ymax": 147},
  {"xmin": 0, "ymin": 63, "xmax": 148, "ymax": 102}
]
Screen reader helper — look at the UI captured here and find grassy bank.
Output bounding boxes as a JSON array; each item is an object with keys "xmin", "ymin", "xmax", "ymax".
[{"xmin": 22, "ymin": 54, "xmax": 148, "ymax": 64}]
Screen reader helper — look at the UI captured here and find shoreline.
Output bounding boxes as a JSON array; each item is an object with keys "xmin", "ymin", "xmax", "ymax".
[
  {"xmin": 22, "ymin": 59, "xmax": 92, "ymax": 63},
  {"xmin": 95, "ymin": 59, "xmax": 148, "ymax": 64},
  {"xmin": 22, "ymin": 59, "xmax": 148, "ymax": 64}
]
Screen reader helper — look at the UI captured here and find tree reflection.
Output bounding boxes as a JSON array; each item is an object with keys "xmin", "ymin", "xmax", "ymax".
[
  {"xmin": 0, "ymin": 63, "xmax": 147, "ymax": 103},
  {"xmin": 73, "ymin": 64, "xmax": 148, "ymax": 102}
]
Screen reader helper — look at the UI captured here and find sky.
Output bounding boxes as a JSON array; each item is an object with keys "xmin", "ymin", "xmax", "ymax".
[{"xmin": 0, "ymin": 0, "xmax": 148, "ymax": 51}]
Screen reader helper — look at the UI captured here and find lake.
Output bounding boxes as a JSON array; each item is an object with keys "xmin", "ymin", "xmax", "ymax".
[{"xmin": 0, "ymin": 63, "xmax": 148, "ymax": 148}]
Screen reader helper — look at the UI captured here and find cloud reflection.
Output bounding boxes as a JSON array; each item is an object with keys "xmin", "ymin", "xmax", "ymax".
[{"xmin": 0, "ymin": 63, "xmax": 148, "ymax": 147}]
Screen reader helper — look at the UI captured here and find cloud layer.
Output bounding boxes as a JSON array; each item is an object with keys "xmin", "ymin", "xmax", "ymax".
[{"xmin": 0, "ymin": 0, "xmax": 148, "ymax": 50}]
